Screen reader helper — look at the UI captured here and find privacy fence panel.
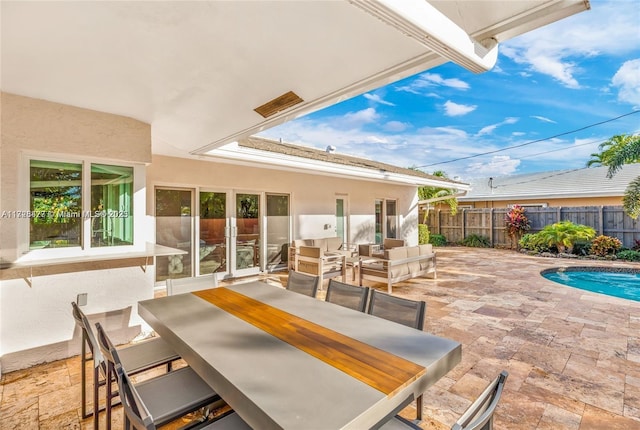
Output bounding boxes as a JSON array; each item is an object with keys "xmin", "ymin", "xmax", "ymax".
[{"xmin": 424, "ymin": 206, "xmax": 640, "ymax": 248}]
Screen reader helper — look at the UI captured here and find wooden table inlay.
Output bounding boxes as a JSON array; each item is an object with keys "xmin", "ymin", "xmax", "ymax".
[{"xmin": 193, "ymin": 287, "xmax": 426, "ymax": 396}]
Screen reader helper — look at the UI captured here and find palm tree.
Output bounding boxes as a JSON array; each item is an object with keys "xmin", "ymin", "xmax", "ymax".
[
  {"xmin": 415, "ymin": 170, "xmax": 459, "ymax": 222},
  {"xmin": 587, "ymin": 134, "xmax": 640, "ymax": 218}
]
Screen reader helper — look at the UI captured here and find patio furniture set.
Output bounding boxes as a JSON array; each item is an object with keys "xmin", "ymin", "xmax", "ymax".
[
  {"xmin": 70, "ymin": 269, "xmax": 508, "ymax": 430},
  {"xmin": 289, "ymin": 236, "xmax": 437, "ymax": 293}
]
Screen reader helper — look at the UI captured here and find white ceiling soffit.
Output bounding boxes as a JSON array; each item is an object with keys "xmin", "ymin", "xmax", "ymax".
[{"xmin": 1, "ymin": 1, "xmax": 589, "ymax": 157}]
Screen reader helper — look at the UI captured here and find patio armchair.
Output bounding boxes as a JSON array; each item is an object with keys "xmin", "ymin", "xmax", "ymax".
[
  {"xmin": 71, "ymin": 302, "xmax": 180, "ymax": 430},
  {"xmin": 96, "ymin": 322, "xmax": 223, "ymax": 430},
  {"xmin": 294, "ymin": 244, "xmax": 346, "ymax": 287}
]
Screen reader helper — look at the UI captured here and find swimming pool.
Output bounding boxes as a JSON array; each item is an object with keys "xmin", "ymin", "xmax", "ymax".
[{"xmin": 541, "ymin": 267, "xmax": 640, "ymax": 302}]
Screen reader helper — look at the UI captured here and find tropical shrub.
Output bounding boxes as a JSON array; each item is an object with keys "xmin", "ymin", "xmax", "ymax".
[
  {"xmin": 589, "ymin": 235, "xmax": 622, "ymax": 256},
  {"xmin": 617, "ymin": 250, "xmax": 640, "ymax": 261},
  {"xmin": 460, "ymin": 234, "xmax": 491, "ymax": 248},
  {"xmin": 505, "ymin": 205, "xmax": 530, "ymax": 249},
  {"xmin": 429, "ymin": 234, "xmax": 447, "ymax": 247},
  {"xmin": 519, "ymin": 233, "xmax": 551, "ymax": 253},
  {"xmin": 537, "ymin": 221, "xmax": 596, "ymax": 254},
  {"xmin": 418, "ymin": 224, "xmax": 430, "ymax": 245}
]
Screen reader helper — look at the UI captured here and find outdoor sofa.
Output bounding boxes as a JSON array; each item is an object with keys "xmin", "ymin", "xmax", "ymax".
[{"xmin": 359, "ymin": 244, "xmax": 436, "ymax": 294}]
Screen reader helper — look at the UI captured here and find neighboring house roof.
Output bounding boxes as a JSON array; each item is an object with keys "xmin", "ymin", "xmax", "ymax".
[
  {"xmin": 208, "ymin": 136, "xmax": 470, "ymax": 190},
  {"xmin": 1, "ymin": 1, "xmax": 588, "ymax": 157},
  {"xmin": 458, "ymin": 165, "xmax": 640, "ymax": 202}
]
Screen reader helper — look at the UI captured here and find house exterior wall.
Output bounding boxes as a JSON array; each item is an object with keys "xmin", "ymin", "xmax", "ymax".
[
  {"xmin": 0, "ymin": 95, "xmax": 421, "ymax": 373},
  {"xmin": 0, "ymin": 93, "xmax": 153, "ymax": 373},
  {"xmin": 453, "ymin": 196, "xmax": 622, "ymax": 209},
  {"xmin": 147, "ymin": 155, "xmax": 420, "ymax": 246}
]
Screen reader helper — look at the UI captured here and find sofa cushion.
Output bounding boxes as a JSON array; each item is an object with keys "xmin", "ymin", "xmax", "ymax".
[
  {"xmin": 385, "ymin": 247, "xmax": 409, "ymax": 278},
  {"xmin": 299, "ymin": 246, "xmax": 323, "ymax": 258},
  {"xmin": 312, "ymin": 238, "xmax": 328, "ymax": 251},
  {"xmin": 326, "ymin": 236, "xmax": 343, "ymax": 252},
  {"xmin": 419, "ymin": 244, "xmax": 435, "ymax": 271},
  {"xmin": 383, "ymin": 238, "xmax": 405, "ymax": 249},
  {"xmin": 292, "ymin": 239, "xmax": 314, "ymax": 248},
  {"xmin": 406, "ymin": 246, "xmax": 421, "ymax": 274}
]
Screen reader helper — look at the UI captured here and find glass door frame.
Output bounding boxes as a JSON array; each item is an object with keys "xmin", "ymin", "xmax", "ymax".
[{"xmin": 230, "ymin": 190, "xmax": 263, "ymax": 278}]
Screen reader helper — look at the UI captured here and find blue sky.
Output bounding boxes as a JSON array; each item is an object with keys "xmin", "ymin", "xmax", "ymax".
[{"xmin": 259, "ymin": 0, "xmax": 640, "ymax": 181}]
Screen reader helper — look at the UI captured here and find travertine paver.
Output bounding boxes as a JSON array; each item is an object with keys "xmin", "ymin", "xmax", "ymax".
[{"xmin": 1, "ymin": 247, "xmax": 639, "ymax": 429}]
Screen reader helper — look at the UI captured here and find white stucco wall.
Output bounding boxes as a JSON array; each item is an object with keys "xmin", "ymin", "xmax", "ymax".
[
  {"xmin": 0, "ymin": 93, "xmax": 153, "ymax": 373},
  {"xmin": 147, "ymin": 155, "xmax": 420, "ymax": 246}
]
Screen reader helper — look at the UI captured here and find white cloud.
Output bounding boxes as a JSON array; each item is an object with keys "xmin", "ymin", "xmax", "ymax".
[
  {"xmin": 612, "ymin": 58, "xmax": 640, "ymax": 105},
  {"xmin": 501, "ymin": 1, "xmax": 639, "ymax": 88},
  {"xmin": 531, "ymin": 115, "xmax": 556, "ymax": 123},
  {"xmin": 466, "ymin": 156, "xmax": 521, "ymax": 176},
  {"xmin": 395, "ymin": 72, "xmax": 470, "ymax": 94},
  {"xmin": 384, "ymin": 121, "xmax": 410, "ymax": 132},
  {"xmin": 477, "ymin": 117, "xmax": 518, "ymax": 136},
  {"xmin": 363, "ymin": 93, "xmax": 395, "ymax": 106},
  {"xmin": 341, "ymin": 108, "xmax": 379, "ymax": 127},
  {"xmin": 443, "ymin": 100, "xmax": 476, "ymax": 117}
]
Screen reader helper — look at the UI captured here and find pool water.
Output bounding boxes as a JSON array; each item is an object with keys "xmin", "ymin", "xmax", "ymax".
[{"xmin": 542, "ymin": 267, "xmax": 640, "ymax": 302}]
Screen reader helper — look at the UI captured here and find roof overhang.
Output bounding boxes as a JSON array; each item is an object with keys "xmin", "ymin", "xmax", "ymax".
[
  {"xmin": 209, "ymin": 142, "xmax": 470, "ymax": 190},
  {"xmin": 1, "ymin": 1, "xmax": 589, "ymax": 157}
]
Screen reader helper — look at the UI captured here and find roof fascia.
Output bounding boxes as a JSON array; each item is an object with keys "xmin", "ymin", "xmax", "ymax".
[
  {"xmin": 207, "ymin": 143, "xmax": 469, "ymax": 190},
  {"xmin": 350, "ymin": 0, "xmax": 498, "ymax": 73}
]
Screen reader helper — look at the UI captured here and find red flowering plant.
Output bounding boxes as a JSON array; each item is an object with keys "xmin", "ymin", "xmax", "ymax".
[{"xmin": 505, "ymin": 205, "xmax": 530, "ymax": 249}]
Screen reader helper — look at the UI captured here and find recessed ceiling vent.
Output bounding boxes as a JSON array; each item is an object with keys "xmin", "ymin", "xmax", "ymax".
[{"xmin": 254, "ymin": 91, "xmax": 303, "ymax": 118}]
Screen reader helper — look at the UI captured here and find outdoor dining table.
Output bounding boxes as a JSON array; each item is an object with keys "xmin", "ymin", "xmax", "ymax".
[{"xmin": 138, "ymin": 281, "xmax": 461, "ymax": 430}]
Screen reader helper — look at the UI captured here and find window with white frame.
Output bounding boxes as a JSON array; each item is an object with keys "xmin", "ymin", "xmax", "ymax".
[{"xmin": 28, "ymin": 158, "xmax": 134, "ymax": 250}]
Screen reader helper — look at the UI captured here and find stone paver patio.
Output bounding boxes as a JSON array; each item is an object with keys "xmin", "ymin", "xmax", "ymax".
[{"xmin": 1, "ymin": 246, "xmax": 639, "ymax": 429}]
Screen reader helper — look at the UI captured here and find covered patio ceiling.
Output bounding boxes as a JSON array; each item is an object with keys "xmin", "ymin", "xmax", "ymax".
[{"xmin": 1, "ymin": 1, "xmax": 589, "ymax": 158}]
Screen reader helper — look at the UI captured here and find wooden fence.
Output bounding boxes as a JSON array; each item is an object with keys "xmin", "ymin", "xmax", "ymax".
[{"xmin": 422, "ymin": 206, "xmax": 640, "ymax": 249}]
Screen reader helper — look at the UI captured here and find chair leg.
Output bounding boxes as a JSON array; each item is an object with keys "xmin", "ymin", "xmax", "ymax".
[
  {"xmin": 93, "ymin": 364, "xmax": 100, "ymax": 430},
  {"xmin": 416, "ymin": 394, "xmax": 423, "ymax": 421},
  {"xmin": 80, "ymin": 334, "xmax": 89, "ymax": 419},
  {"xmin": 106, "ymin": 364, "xmax": 113, "ymax": 430}
]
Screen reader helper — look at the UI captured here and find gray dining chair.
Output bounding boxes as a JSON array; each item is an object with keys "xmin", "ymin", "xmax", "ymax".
[
  {"xmin": 452, "ymin": 371, "xmax": 508, "ymax": 430},
  {"xmin": 379, "ymin": 371, "xmax": 508, "ymax": 430},
  {"xmin": 96, "ymin": 322, "xmax": 222, "ymax": 430},
  {"xmin": 366, "ymin": 290, "xmax": 426, "ymax": 330},
  {"xmin": 325, "ymin": 279, "xmax": 369, "ymax": 312},
  {"xmin": 286, "ymin": 270, "xmax": 320, "ymax": 297},
  {"xmin": 366, "ymin": 290, "xmax": 426, "ymax": 419},
  {"xmin": 71, "ymin": 302, "xmax": 180, "ymax": 430}
]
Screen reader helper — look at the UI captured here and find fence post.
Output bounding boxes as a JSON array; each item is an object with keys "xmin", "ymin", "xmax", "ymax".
[
  {"xmin": 598, "ymin": 206, "xmax": 604, "ymax": 236},
  {"xmin": 489, "ymin": 208, "xmax": 494, "ymax": 246},
  {"xmin": 436, "ymin": 209, "xmax": 441, "ymax": 235},
  {"xmin": 557, "ymin": 207, "xmax": 562, "ymax": 222}
]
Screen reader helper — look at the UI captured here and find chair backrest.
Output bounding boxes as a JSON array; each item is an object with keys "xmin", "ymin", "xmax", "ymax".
[
  {"xmin": 71, "ymin": 302, "xmax": 104, "ymax": 369},
  {"xmin": 95, "ymin": 321, "xmax": 124, "ymax": 375},
  {"xmin": 286, "ymin": 271, "xmax": 320, "ymax": 297},
  {"xmin": 451, "ymin": 371, "xmax": 509, "ymax": 430},
  {"xmin": 367, "ymin": 290, "xmax": 426, "ymax": 330},
  {"xmin": 167, "ymin": 275, "xmax": 217, "ymax": 296},
  {"xmin": 115, "ymin": 362, "xmax": 156, "ymax": 430},
  {"xmin": 325, "ymin": 280, "xmax": 369, "ymax": 312}
]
